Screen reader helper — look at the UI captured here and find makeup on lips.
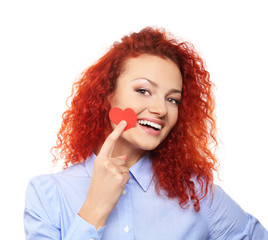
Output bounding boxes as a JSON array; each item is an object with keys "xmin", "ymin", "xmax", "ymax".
[{"xmin": 137, "ymin": 118, "xmax": 164, "ymax": 136}]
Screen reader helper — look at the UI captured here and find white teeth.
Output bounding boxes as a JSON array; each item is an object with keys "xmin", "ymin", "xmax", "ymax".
[{"xmin": 137, "ymin": 120, "xmax": 162, "ymax": 130}]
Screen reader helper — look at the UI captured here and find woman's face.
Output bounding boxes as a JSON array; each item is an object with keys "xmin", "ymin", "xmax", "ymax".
[{"xmin": 109, "ymin": 54, "xmax": 183, "ymax": 151}]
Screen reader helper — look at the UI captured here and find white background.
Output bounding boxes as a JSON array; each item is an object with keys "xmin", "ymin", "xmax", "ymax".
[{"xmin": 0, "ymin": 0, "xmax": 267, "ymax": 238}]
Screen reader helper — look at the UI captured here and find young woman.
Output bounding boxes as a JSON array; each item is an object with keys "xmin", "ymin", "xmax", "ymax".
[{"xmin": 24, "ymin": 27, "xmax": 268, "ymax": 239}]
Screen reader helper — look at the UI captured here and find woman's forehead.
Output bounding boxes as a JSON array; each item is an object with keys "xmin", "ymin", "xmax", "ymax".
[{"xmin": 118, "ymin": 54, "xmax": 183, "ymax": 89}]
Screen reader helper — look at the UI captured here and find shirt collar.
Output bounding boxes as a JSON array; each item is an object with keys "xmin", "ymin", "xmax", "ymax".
[
  {"xmin": 84, "ymin": 153, "xmax": 154, "ymax": 192},
  {"xmin": 129, "ymin": 153, "xmax": 154, "ymax": 192}
]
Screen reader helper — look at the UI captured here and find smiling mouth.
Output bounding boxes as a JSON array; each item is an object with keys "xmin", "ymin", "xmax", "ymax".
[{"xmin": 137, "ymin": 119, "xmax": 162, "ymax": 131}]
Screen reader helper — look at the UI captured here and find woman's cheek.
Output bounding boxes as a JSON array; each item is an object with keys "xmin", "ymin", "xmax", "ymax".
[{"xmin": 171, "ymin": 111, "xmax": 179, "ymax": 127}]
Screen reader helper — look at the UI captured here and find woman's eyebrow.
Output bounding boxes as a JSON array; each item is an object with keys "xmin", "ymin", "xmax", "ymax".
[
  {"xmin": 132, "ymin": 77, "xmax": 182, "ymax": 94},
  {"xmin": 168, "ymin": 89, "xmax": 182, "ymax": 94},
  {"xmin": 131, "ymin": 77, "xmax": 158, "ymax": 87}
]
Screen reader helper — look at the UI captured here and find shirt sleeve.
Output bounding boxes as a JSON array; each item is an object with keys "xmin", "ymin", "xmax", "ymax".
[
  {"xmin": 203, "ymin": 184, "xmax": 268, "ymax": 239},
  {"xmin": 24, "ymin": 175, "xmax": 106, "ymax": 240}
]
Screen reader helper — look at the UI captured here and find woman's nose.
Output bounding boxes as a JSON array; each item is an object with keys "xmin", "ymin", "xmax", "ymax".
[{"xmin": 148, "ymin": 97, "xmax": 167, "ymax": 117}]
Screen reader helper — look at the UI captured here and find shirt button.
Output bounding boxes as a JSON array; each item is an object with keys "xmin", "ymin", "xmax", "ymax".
[
  {"xmin": 122, "ymin": 189, "xmax": 127, "ymax": 195},
  {"xmin": 124, "ymin": 225, "xmax": 130, "ymax": 232}
]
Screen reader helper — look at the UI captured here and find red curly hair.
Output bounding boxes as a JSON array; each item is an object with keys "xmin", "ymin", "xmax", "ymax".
[{"xmin": 52, "ymin": 27, "xmax": 218, "ymax": 212}]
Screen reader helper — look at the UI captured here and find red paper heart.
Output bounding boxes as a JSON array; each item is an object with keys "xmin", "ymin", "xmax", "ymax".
[{"xmin": 109, "ymin": 107, "xmax": 137, "ymax": 131}]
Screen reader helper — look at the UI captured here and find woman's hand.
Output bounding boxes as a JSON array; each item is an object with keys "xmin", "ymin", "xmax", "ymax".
[{"xmin": 79, "ymin": 120, "xmax": 130, "ymax": 229}]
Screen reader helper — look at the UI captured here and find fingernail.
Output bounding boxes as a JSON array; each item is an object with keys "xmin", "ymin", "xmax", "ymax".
[{"xmin": 120, "ymin": 120, "xmax": 127, "ymax": 127}]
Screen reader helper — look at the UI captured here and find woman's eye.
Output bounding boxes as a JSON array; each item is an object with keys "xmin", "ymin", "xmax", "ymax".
[
  {"xmin": 167, "ymin": 98, "xmax": 181, "ymax": 105},
  {"xmin": 136, "ymin": 89, "xmax": 150, "ymax": 95}
]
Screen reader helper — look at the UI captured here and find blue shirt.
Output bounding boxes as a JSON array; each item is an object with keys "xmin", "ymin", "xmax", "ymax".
[{"xmin": 24, "ymin": 153, "xmax": 268, "ymax": 239}]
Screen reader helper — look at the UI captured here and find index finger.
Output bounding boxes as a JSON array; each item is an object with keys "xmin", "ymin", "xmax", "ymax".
[{"xmin": 98, "ymin": 120, "xmax": 127, "ymax": 158}]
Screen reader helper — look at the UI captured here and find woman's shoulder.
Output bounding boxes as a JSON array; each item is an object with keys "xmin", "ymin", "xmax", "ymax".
[
  {"xmin": 193, "ymin": 179, "xmax": 268, "ymax": 238},
  {"xmin": 25, "ymin": 161, "xmax": 90, "ymax": 220},
  {"xmin": 190, "ymin": 176, "xmax": 244, "ymax": 215},
  {"xmin": 26, "ymin": 161, "xmax": 89, "ymax": 200},
  {"xmin": 28, "ymin": 160, "xmax": 90, "ymax": 195}
]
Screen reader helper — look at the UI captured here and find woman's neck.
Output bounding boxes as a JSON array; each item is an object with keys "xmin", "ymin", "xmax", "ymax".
[
  {"xmin": 112, "ymin": 141, "xmax": 146, "ymax": 168},
  {"xmin": 95, "ymin": 136, "xmax": 146, "ymax": 168}
]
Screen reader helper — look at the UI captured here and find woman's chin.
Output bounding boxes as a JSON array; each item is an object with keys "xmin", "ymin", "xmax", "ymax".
[
  {"xmin": 119, "ymin": 127, "xmax": 165, "ymax": 152},
  {"xmin": 132, "ymin": 140, "xmax": 161, "ymax": 151}
]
